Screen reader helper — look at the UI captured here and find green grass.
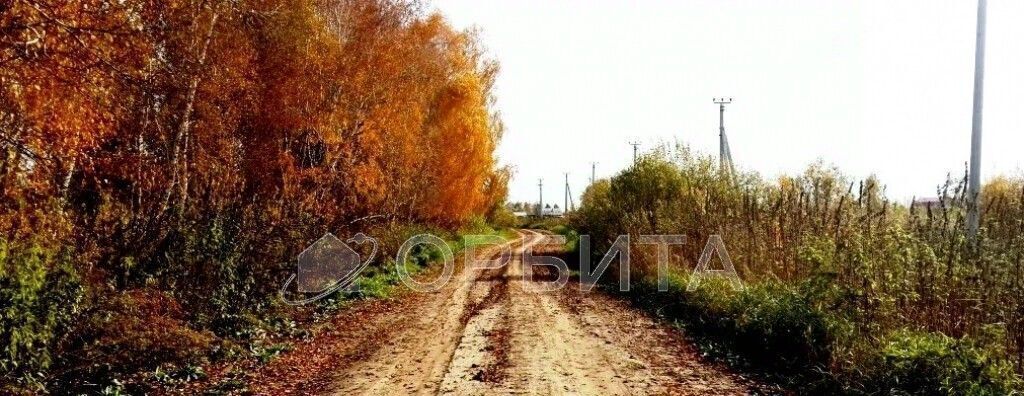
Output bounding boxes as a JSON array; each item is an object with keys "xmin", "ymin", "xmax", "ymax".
[{"xmin": 325, "ymin": 225, "xmax": 516, "ymax": 303}]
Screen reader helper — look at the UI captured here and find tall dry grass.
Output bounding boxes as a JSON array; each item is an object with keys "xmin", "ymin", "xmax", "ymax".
[{"xmin": 574, "ymin": 143, "xmax": 1024, "ymax": 375}]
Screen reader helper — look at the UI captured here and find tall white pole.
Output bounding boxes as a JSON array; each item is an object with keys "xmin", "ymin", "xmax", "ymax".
[
  {"xmin": 538, "ymin": 179, "xmax": 543, "ymax": 217},
  {"xmin": 713, "ymin": 97, "xmax": 734, "ymax": 175},
  {"xmin": 720, "ymin": 102, "xmax": 726, "ymax": 165},
  {"xmin": 564, "ymin": 173, "xmax": 569, "ymax": 213},
  {"xmin": 967, "ymin": 0, "xmax": 986, "ymax": 238}
]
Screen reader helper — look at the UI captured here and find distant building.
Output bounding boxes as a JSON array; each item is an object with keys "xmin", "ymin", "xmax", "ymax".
[
  {"xmin": 541, "ymin": 204, "xmax": 564, "ymax": 217},
  {"xmin": 912, "ymin": 197, "xmax": 953, "ymax": 211}
]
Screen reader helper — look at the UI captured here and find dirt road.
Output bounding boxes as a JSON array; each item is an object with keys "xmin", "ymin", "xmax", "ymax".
[{"xmin": 322, "ymin": 230, "xmax": 760, "ymax": 395}]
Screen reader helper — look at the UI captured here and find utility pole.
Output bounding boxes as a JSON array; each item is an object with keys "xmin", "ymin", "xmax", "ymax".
[
  {"xmin": 564, "ymin": 173, "xmax": 569, "ymax": 214},
  {"xmin": 714, "ymin": 97, "xmax": 736, "ymax": 176},
  {"xmin": 967, "ymin": 0, "xmax": 987, "ymax": 238},
  {"xmin": 629, "ymin": 142, "xmax": 641, "ymax": 163},
  {"xmin": 537, "ymin": 178, "xmax": 543, "ymax": 217},
  {"xmin": 568, "ymin": 185, "xmax": 575, "ymax": 211},
  {"xmin": 591, "ymin": 162, "xmax": 596, "ymax": 184}
]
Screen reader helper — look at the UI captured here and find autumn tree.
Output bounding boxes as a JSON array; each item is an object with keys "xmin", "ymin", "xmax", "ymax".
[{"xmin": 1, "ymin": 0, "xmax": 507, "ymax": 390}]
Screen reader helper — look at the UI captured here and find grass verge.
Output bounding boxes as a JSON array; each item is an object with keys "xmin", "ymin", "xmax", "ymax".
[{"xmin": 615, "ymin": 272, "xmax": 1023, "ymax": 395}]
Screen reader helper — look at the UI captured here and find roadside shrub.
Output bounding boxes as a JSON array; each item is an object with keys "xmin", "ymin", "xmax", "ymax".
[
  {"xmin": 0, "ymin": 236, "xmax": 82, "ymax": 392},
  {"xmin": 372, "ymin": 222, "xmax": 446, "ymax": 262},
  {"xmin": 487, "ymin": 206, "xmax": 518, "ymax": 229},
  {"xmin": 629, "ymin": 270, "xmax": 1024, "ymax": 394},
  {"xmin": 60, "ymin": 289, "xmax": 214, "ymax": 391},
  {"xmin": 162, "ymin": 210, "xmax": 254, "ymax": 337},
  {"xmin": 729, "ymin": 283, "xmax": 833, "ymax": 372},
  {"xmin": 458, "ymin": 215, "xmax": 501, "ymax": 239},
  {"xmin": 861, "ymin": 329, "xmax": 1022, "ymax": 395},
  {"xmin": 574, "ymin": 145, "xmax": 1024, "ymax": 393},
  {"xmin": 661, "ymin": 277, "xmax": 833, "ymax": 374}
]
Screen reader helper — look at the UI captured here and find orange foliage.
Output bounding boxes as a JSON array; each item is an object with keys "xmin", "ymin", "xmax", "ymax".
[
  {"xmin": 0, "ymin": 1, "xmax": 505, "ymax": 385},
  {"xmin": 2, "ymin": 0, "xmax": 505, "ymax": 390},
  {"xmin": 1, "ymin": 0, "xmax": 504, "ymax": 252}
]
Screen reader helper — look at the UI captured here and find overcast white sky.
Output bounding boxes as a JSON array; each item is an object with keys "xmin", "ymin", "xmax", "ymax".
[{"xmin": 432, "ymin": 0, "xmax": 1023, "ymax": 205}]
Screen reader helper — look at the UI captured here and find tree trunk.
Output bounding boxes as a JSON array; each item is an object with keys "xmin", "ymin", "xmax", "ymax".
[{"xmin": 163, "ymin": 3, "xmax": 222, "ymax": 215}]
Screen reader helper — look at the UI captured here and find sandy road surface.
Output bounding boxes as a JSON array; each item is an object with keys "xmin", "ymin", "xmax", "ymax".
[{"xmin": 327, "ymin": 230, "xmax": 760, "ymax": 395}]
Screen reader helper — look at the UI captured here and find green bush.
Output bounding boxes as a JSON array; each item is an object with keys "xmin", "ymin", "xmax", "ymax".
[
  {"xmin": 861, "ymin": 329, "xmax": 1022, "ymax": 395},
  {"xmin": 486, "ymin": 206, "xmax": 518, "ymax": 230},
  {"xmin": 730, "ymin": 283, "xmax": 834, "ymax": 371},
  {"xmin": 162, "ymin": 211, "xmax": 252, "ymax": 336},
  {"xmin": 625, "ymin": 272, "xmax": 1023, "ymax": 394},
  {"xmin": 653, "ymin": 277, "xmax": 833, "ymax": 374},
  {"xmin": 0, "ymin": 237, "xmax": 82, "ymax": 391}
]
